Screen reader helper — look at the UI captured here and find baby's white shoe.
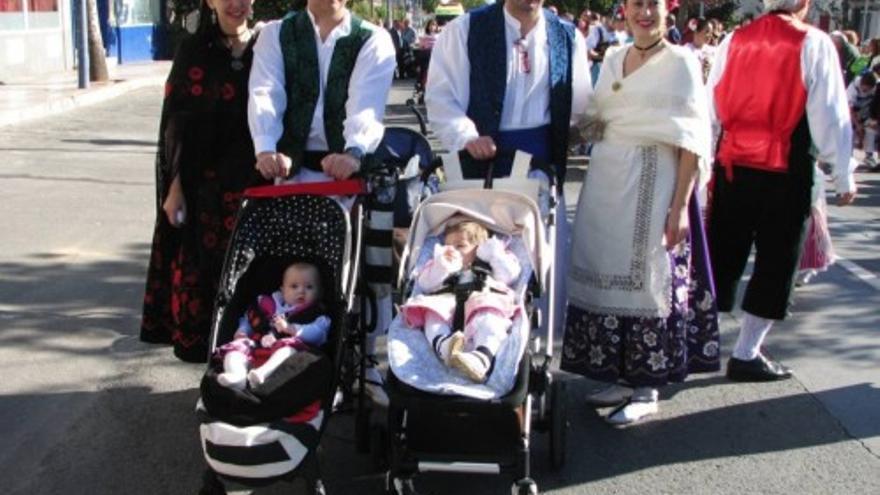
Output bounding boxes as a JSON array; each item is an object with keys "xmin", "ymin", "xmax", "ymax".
[
  {"xmin": 246, "ymin": 369, "xmax": 268, "ymax": 389},
  {"xmin": 217, "ymin": 372, "xmax": 247, "ymax": 391},
  {"xmin": 450, "ymin": 350, "xmax": 491, "ymax": 382},
  {"xmin": 435, "ymin": 331, "xmax": 464, "ymax": 366}
]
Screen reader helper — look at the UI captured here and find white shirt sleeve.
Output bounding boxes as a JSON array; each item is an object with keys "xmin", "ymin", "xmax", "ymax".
[
  {"xmin": 803, "ymin": 30, "xmax": 855, "ymax": 194},
  {"xmin": 248, "ymin": 20, "xmax": 287, "ymax": 155},
  {"xmin": 344, "ymin": 27, "xmax": 398, "ymax": 153},
  {"xmin": 570, "ymin": 28, "xmax": 593, "ymax": 124},
  {"xmin": 705, "ymin": 31, "xmax": 732, "ymax": 149},
  {"xmin": 425, "ymin": 15, "xmax": 480, "ymax": 152}
]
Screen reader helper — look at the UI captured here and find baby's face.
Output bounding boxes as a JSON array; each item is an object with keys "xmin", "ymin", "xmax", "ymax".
[
  {"xmin": 444, "ymin": 230, "xmax": 478, "ymax": 267},
  {"xmin": 281, "ymin": 265, "xmax": 320, "ymax": 307}
]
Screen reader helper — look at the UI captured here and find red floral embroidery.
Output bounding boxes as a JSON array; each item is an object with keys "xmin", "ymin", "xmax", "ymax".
[
  {"xmin": 164, "ymin": 82, "xmax": 173, "ymax": 98},
  {"xmin": 224, "ymin": 216, "xmax": 235, "ymax": 231},
  {"xmin": 203, "ymin": 232, "xmax": 218, "ymax": 248},
  {"xmin": 170, "ymin": 291, "xmax": 181, "ymax": 320},
  {"xmin": 221, "ymin": 82, "xmax": 236, "ymax": 101},
  {"xmin": 188, "ymin": 66, "xmax": 204, "ymax": 81},
  {"xmin": 188, "ymin": 299, "xmax": 201, "ymax": 316},
  {"xmin": 190, "ymin": 84, "xmax": 203, "ymax": 96}
]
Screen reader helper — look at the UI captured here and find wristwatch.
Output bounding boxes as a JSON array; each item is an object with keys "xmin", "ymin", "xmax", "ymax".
[{"xmin": 344, "ymin": 146, "xmax": 365, "ymax": 171}]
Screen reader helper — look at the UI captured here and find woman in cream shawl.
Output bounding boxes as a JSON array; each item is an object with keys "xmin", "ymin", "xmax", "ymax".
[{"xmin": 562, "ymin": 0, "xmax": 720, "ymax": 427}]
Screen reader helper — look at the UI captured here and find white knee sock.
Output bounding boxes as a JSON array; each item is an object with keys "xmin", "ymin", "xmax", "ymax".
[
  {"xmin": 218, "ymin": 352, "xmax": 249, "ymax": 389},
  {"xmin": 247, "ymin": 346, "xmax": 295, "ymax": 387},
  {"xmin": 468, "ymin": 311, "xmax": 512, "ymax": 357},
  {"xmin": 424, "ymin": 313, "xmax": 455, "ymax": 361},
  {"xmin": 732, "ymin": 312, "xmax": 774, "ymax": 360}
]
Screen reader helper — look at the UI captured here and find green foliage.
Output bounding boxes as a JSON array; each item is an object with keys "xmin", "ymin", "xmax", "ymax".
[
  {"xmin": 547, "ymin": 0, "xmax": 616, "ymax": 16},
  {"xmin": 704, "ymin": 1, "xmax": 738, "ymax": 26},
  {"xmin": 252, "ymin": 0, "xmax": 307, "ymax": 21},
  {"xmin": 422, "ymin": 0, "xmax": 439, "ymax": 13}
]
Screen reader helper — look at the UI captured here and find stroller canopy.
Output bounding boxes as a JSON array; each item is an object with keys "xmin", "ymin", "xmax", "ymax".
[{"xmin": 404, "ymin": 189, "xmax": 550, "ymax": 290}]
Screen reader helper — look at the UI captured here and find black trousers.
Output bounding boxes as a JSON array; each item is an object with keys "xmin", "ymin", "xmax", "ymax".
[{"xmin": 707, "ymin": 165, "xmax": 813, "ymax": 320}]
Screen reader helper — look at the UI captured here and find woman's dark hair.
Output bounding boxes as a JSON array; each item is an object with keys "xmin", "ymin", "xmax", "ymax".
[
  {"xmin": 195, "ymin": 0, "xmax": 222, "ymax": 39},
  {"xmin": 694, "ymin": 17, "xmax": 710, "ymax": 34}
]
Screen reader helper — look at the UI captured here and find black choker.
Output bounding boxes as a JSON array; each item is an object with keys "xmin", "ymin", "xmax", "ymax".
[{"xmin": 633, "ymin": 37, "xmax": 663, "ymax": 51}]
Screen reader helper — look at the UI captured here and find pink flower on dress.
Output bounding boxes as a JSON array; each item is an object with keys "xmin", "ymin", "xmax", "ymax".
[
  {"xmin": 221, "ymin": 82, "xmax": 236, "ymax": 101},
  {"xmin": 190, "ymin": 84, "xmax": 203, "ymax": 96},
  {"xmin": 188, "ymin": 66, "xmax": 204, "ymax": 81}
]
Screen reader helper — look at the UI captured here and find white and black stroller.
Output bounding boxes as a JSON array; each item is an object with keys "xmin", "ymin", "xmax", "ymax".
[
  {"xmin": 383, "ymin": 151, "xmax": 568, "ymax": 495},
  {"xmin": 195, "ymin": 126, "xmax": 437, "ymax": 495},
  {"xmin": 196, "ymin": 177, "xmax": 367, "ymax": 495}
]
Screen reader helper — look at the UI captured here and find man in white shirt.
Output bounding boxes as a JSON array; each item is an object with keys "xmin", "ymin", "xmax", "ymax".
[
  {"xmin": 425, "ymin": 0, "xmax": 592, "ymax": 336},
  {"xmin": 248, "ymin": 0, "xmax": 396, "ymax": 405},
  {"xmin": 706, "ymin": 0, "xmax": 857, "ymax": 382}
]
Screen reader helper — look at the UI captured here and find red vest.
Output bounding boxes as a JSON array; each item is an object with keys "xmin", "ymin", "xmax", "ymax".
[{"xmin": 714, "ymin": 13, "xmax": 808, "ymax": 179}]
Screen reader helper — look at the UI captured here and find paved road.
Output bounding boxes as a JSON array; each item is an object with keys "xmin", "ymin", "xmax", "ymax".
[{"xmin": 0, "ymin": 82, "xmax": 877, "ymax": 495}]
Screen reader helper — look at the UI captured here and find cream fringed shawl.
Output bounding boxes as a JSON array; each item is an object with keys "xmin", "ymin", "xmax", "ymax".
[
  {"xmin": 568, "ymin": 44, "xmax": 713, "ymax": 318},
  {"xmin": 579, "ymin": 43, "xmax": 713, "ymax": 187}
]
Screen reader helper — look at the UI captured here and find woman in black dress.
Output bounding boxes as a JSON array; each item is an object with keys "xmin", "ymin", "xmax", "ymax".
[{"xmin": 140, "ymin": 0, "xmax": 261, "ymax": 362}]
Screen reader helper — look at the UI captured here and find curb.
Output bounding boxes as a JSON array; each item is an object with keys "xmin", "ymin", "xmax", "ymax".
[{"xmin": 0, "ymin": 75, "xmax": 166, "ymax": 128}]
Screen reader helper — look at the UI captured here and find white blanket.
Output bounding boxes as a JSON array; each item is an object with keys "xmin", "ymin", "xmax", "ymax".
[{"xmin": 388, "ymin": 235, "xmax": 531, "ymax": 399}]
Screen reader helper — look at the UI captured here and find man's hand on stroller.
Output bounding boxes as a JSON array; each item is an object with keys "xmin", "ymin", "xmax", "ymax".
[
  {"xmin": 465, "ymin": 136, "xmax": 497, "ymax": 160},
  {"xmin": 321, "ymin": 153, "xmax": 360, "ymax": 180},
  {"xmin": 255, "ymin": 151, "xmax": 291, "ymax": 179}
]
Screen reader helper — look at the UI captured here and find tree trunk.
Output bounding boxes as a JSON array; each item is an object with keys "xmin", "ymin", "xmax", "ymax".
[{"xmin": 86, "ymin": 0, "xmax": 109, "ymax": 82}]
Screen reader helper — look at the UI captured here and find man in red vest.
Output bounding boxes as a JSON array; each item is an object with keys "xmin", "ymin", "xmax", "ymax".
[{"xmin": 706, "ymin": 0, "xmax": 857, "ymax": 382}]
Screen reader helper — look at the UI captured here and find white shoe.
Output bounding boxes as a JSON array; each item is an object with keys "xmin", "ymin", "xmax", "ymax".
[
  {"xmin": 436, "ymin": 331, "xmax": 465, "ymax": 366},
  {"xmin": 584, "ymin": 384, "xmax": 633, "ymax": 407},
  {"xmin": 449, "ymin": 350, "xmax": 491, "ymax": 382},
  {"xmin": 364, "ymin": 360, "xmax": 389, "ymax": 408},
  {"xmin": 246, "ymin": 369, "xmax": 267, "ymax": 389},
  {"xmin": 605, "ymin": 389, "xmax": 659, "ymax": 428},
  {"xmin": 217, "ymin": 372, "xmax": 247, "ymax": 391}
]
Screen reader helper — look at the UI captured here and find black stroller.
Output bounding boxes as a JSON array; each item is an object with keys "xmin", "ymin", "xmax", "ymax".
[
  {"xmin": 196, "ymin": 178, "xmax": 368, "ymax": 495},
  {"xmin": 382, "ymin": 151, "xmax": 568, "ymax": 495}
]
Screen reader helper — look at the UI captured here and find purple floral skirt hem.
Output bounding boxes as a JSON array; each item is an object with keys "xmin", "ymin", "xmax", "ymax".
[{"xmin": 561, "ymin": 198, "xmax": 721, "ymax": 387}]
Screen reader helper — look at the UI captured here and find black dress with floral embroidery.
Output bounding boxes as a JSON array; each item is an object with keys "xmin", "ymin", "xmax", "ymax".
[{"xmin": 140, "ymin": 31, "xmax": 263, "ymax": 362}]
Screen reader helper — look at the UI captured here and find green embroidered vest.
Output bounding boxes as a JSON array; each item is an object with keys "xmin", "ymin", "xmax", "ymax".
[{"xmin": 278, "ymin": 10, "xmax": 372, "ymax": 158}]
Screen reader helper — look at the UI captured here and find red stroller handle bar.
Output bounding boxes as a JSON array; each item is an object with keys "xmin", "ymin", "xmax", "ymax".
[{"xmin": 244, "ymin": 179, "xmax": 368, "ymax": 198}]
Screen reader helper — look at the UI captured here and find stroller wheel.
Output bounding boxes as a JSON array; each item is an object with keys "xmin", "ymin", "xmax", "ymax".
[
  {"xmin": 549, "ymin": 378, "xmax": 568, "ymax": 470},
  {"xmin": 198, "ymin": 470, "xmax": 226, "ymax": 495},
  {"xmin": 355, "ymin": 402, "xmax": 371, "ymax": 453},
  {"xmin": 512, "ymin": 478, "xmax": 539, "ymax": 495},
  {"xmin": 370, "ymin": 424, "xmax": 390, "ymax": 471},
  {"xmin": 309, "ymin": 479, "xmax": 327, "ymax": 495},
  {"xmin": 386, "ymin": 472, "xmax": 420, "ymax": 495}
]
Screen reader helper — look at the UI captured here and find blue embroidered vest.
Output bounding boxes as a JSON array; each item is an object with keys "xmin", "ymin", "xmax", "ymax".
[
  {"xmin": 278, "ymin": 11, "xmax": 372, "ymax": 158},
  {"xmin": 467, "ymin": 3, "xmax": 574, "ymax": 184}
]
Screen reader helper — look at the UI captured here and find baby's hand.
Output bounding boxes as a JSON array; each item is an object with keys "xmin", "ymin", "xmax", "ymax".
[
  {"xmin": 435, "ymin": 244, "xmax": 463, "ymax": 272},
  {"xmin": 272, "ymin": 315, "xmax": 289, "ymax": 333},
  {"xmin": 261, "ymin": 333, "xmax": 277, "ymax": 348},
  {"xmin": 477, "ymin": 236, "xmax": 506, "ymax": 261}
]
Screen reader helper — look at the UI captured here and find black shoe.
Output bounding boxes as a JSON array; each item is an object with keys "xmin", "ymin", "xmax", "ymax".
[{"xmin": 726, "ymin": 354, "xmax": 793, "ymax": 382}]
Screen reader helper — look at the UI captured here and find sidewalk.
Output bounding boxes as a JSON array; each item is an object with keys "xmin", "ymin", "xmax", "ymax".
[{"xmin": 0, "ymin": 61, "xmax": 171, "ymax": 128}]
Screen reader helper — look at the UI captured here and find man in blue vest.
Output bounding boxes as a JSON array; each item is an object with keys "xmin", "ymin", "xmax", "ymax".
[
  {"xmin": 425, "ymin": 0, "xmax": 592, "ymax": 340},
  {"xmin": 248, "ymin": 0, "xmax": 397, "ymax": 405}
]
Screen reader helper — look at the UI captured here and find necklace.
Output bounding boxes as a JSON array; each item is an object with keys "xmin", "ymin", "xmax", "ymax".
[
  {"xmin": 220, "ymin": 29, "xmax": 252, "ymax": 70},
  {"xmin": 633, "ymin": 37, "xmax": 663, "ymax": 58}
]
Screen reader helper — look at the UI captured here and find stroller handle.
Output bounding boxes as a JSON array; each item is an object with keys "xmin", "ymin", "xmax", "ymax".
[
  {"xmin": 244, "ymin": 179, "xmax": 367, "ymax": 198},
  {"xmin": 456, "ymin": 149, "xmax": 556, "ymax": 189}
]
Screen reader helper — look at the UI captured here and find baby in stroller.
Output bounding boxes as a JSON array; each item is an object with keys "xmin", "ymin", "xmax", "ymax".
[
  {"xmin": 215, "ymin": 261, "xmax": 331, "ymax": 391},
  {"xmin": 400, "ymin": 217, "xmax": 521, "ymax": 382}
]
